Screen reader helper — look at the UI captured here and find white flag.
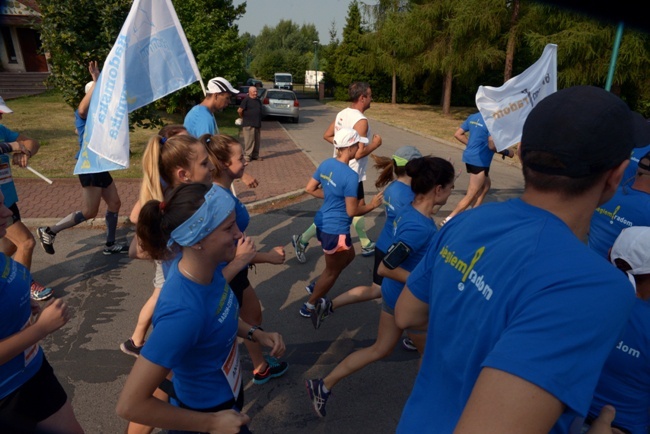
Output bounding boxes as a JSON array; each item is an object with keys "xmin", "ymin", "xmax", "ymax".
[
  {"xmin": 476, "ymin": 44, "xmax": 557, "ymax": 152},
  {"xmin": 75, "ymin": 0, "xmax": 200, "ymax": 174}
]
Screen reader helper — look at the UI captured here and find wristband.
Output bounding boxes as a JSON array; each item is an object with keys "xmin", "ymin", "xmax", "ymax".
[{"xmin": 247, "ymin": 325, "xmax": 263, "ymax": 342}]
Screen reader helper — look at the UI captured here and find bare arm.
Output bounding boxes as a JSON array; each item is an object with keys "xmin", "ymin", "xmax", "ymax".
[
  {"xmin": 222, "ymin": 234, "xmax": 256, "ymax": 282},
  {"xmin": 237, "ymin": 319, "xmax": 285, "ymax": 358},
  {"xmin": 345, "ymin": 191, "xmax": 383, "ymax": 217},
  {"xmin": 454, "ymin": 367, "xmax": 564, "ymax": 434},
  {"xmin": 116, "ymin": 357, "xmax": 249, "ymax": 433},
  {"xmin": 305, "ymin": 178, "xmax": 324, "ymax": 199},
  {"xmin": 394, "ymin": 286, "xmax": 429, "ymax": 330},
  {"xmin": 377, "ymin": 261, "xmax": 409, "ymax": 283},
  {"xmin": 454, "ymin": 128, "xmax": 468, "ymax": 146},
  {"xmin": 323, "ymin": 121, "xmax": 335, "ymax": 144},
  {"xmin": 78, "ymin": 61, "xmax": 100, "ymax": 120}
]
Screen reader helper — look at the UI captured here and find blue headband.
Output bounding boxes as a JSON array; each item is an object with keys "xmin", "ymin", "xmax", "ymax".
[{"xmin": 168, "ymin": 184, "xmax": 235, "ymax": 247}]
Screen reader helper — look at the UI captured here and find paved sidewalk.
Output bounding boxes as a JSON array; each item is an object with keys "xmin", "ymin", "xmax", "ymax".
[{"xmin": 15, "ymin": 120, "xmax": 315, "ymax": 226}]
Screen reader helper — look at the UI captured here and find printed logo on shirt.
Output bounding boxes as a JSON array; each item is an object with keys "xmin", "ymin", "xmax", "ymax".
[
  {"xmin": 383, "ymin": 197, "xmax": 395, "ymax": 212},
  {"xmin": 594, "ymin": 204, "xmax": 633, "ymax": 227},
  {"xmin": 215, "ymin": 282, "xmax": 236, "ymax": 323},
  {"xmin": 439, "ymin": 245, "xmax": 493, "ymax": 301},
  {"xmin": 320, "ymin": 171, "xmax": 337, "ymax": 187},
  {"xmin": 616, "ymin": 340, "xmax": 640, "ymax": 358}
]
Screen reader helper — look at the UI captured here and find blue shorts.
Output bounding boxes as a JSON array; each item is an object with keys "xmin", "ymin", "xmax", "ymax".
[{"xmin": 317, "ymin": 229, "xmax": 352, "ymax": 255}]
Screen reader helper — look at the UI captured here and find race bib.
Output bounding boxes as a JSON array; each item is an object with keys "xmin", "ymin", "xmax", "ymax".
[{"xmin": 221, "ymin": 341, "xmax": 241, "ymax": 398}]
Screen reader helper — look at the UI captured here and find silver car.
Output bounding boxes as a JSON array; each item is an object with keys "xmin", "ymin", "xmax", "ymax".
[{"xmin": 260, "ymin": 88, "xmax": 299, "ymax": 123}]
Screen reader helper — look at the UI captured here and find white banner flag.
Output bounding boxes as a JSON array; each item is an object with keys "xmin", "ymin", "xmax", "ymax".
[
  {"xmin": 476, "ymin": 44, "xmax": 557, "ymax": 152},
  {"xmin": 75, "ymin": 0, "xmax": 200, "ymax": 174}
]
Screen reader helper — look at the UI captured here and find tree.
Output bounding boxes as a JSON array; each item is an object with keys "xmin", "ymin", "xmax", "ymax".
[
  {"xmin": 38, "ymin": 0, "xmax": 246, "ymax": 121},
  {"xmin": 248, "ymin": 20, "xmax": 319, "ymax": 81}
]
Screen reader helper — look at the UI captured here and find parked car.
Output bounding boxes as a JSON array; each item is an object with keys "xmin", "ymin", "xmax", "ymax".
[
  {"xmin": 235, "ymin": 86, "xmax": 250, "ymax": 104},
  {"xmin": 259, "ymin": 88, "xmax": 299, "ymax": 123},
  {"xmin": 246, "ymin": 78, "xmax": 263, "ymax": 88}
]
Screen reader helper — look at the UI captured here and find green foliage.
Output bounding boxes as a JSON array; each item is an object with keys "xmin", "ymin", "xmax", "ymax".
[
  {"xmin": 248, "ymin": 20, "xmax": 320, "ymax": 82},
  {"xmin": 38, "ymin": 0, "xmax": 246, "ymax": 126}
]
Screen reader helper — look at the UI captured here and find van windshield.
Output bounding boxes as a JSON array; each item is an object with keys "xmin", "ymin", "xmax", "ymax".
[{"xmin": 275, "ymin": 75, "xmax": 291, "ymax": 82}]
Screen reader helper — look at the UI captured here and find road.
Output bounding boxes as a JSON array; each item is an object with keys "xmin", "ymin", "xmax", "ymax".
[{"xmin": 33, "ymin": 98, "xmax": 524, "ymax": 433}]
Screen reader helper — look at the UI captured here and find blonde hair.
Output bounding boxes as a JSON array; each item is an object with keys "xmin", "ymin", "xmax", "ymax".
[{"xmin": 139, "ymin": 130, "xmax": 201, "ymax": 205}]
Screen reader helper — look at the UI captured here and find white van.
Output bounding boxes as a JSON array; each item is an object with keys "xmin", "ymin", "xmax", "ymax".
[{"xmin": 274, "ymin": 73, "xmax": 293, "ymax": 90}]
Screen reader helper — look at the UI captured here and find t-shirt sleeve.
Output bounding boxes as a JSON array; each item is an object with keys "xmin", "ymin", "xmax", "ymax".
[
  {"xmin": 406, "ymin": 236, "xmax": 440, "ymax": 304},
  {"xmin": 343, "ymin": 170, "xmax": 358, "ymax": 198},
  {"xmin": 0, "ymin": 125, "xmax": 19, "ymax": 142},
  {"xmin": 240, "ymin": 98, "xmax": 247, "ymax": 110},
  {"xmin": 141, "ymin": 305, "xmax": 202, "ymax": 369}
]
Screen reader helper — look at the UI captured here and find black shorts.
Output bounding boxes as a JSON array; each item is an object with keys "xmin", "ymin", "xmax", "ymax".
[
  {"xmin": 8, "ymin": 203, "xmax": 20, "ymax": 224},
  {"xmin": 465, "ymin": 163, "xmax": 490, "ymax": 176},
  {"xmin": 372, "ymin": 248, "xmax": 386, "ymax": 286},
  {"xmin": 230, "ymin": 267, "xmax": 250, "ymax": 308},
  {"xmin": 0, "ymin": 357, "xmax": 68, "ymax": 432},
  {"xmin": 356, "ymin": 181, "xmax": 365, "ymax": 200},
  {"xmin": 78, "ymin": 171, "xmax": 113, "ymax": 188}
]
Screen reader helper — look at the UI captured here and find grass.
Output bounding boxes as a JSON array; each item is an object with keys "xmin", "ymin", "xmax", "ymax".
[
  {"xmin": 1, "ymin": 90, "xmax": 241, "ymax": 179},
  {"xmin": 2, "ymin": 90, "xmax": 477, "ymax": 179}
]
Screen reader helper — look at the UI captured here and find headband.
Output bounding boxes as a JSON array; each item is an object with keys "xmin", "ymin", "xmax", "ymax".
[{"xmin": 168, "ymin": 184, "xmax": 235, "ymax": 247}]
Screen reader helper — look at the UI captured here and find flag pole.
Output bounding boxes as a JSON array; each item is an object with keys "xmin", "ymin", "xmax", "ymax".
[{"xmin": 605, "ymin": 22, "xmax": 624, "ymax": 92}]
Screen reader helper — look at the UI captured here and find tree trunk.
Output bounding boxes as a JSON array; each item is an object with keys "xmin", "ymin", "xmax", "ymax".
[
  {"xmin": 503, "ymin": 0, "xmax": 520, "ymax": 82},
  {"xmin": 391, "ymin": 68, "xmax": 397, "ymax": 104},
  {"xmin": 442, "ymin": 68, "xmax": 453, "ymax": 115}
]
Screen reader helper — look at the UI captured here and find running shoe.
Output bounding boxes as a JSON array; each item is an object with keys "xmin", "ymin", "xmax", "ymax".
[
  {"xmin": 299, "ymin": 302, "xmax": 314, "ymax": 318},
  {"xmin": 30, "ymin": 280, "xmax": 53, "ymax": 301},
  {"xmin": 305, "ymin": 281, "xmax": 315, "ymax": 295},
  {"xmin": 120, "ymin": 339, "xmax": 144, "ymax": 357},
  {"xmin": 402, "ymin": 337, "xmax": 417, "ymax": 351},
  {"xmin": 305, "ymin": 378, "xmax": 330, "ymax": 417},
  {"xmin": 103, "ymin": 242, "xmax": 129, "ymax": 255},
  {"xmin": 361, "ymin": 241, "xmax": 375, "ymax": 257},
  {"xmin": 37, "ymin": 227, "xmax": 56, "ymax": 255},
  {"xmin": 292, "ymin": 234, "xmax": 307, "ymax": 263},
  {"xmin": 253, "ymin": 355, "xmax": 289, "ymax": 385},
  {"xmin": 311, "ymin": 297, "xmax": 333, "ymax": 330}
]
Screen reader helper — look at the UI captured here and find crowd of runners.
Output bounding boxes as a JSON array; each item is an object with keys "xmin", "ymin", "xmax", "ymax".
[{"xmin": 1, "ymin": 71, "xmax": 650, "ymax": 434}]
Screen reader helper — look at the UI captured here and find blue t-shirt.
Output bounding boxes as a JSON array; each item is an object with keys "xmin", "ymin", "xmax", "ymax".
[
  {"xmin": 74, "ymin": 110, "xmax": 86, "ymax": 159},
  {"xmin": 376, "ymin": 181, "xmax": 414, "ymax": 253},
  {"xmin": 588, "ymin": 185, "xmax": 650, "ymax": 258},
  {"xmin": 0, "ymin": 124, "xmax": 19, "ymax": 207},
  {"xmin": 184, "ymin": 104, "xmax": 217, "ymax": 138},
  {"xmin": 217, "ymin": 184, "xmax": 249, "ymax": 233},
  {"xmin": 397, "ymin": 199, "xmax": 636, "ymax": 434},
  {"xmin": 460, "ymin": 112, "xmax": 493, "ymax": 167},
  {"xmin": 381, "ymin": 204, "xmax": 437, "ymax": 309},
  {"xmin": 622, "ymin": 144, "xmax": 650, "ymax": 186},
  {"xmin": 313, "ymin": 158, "xmax": 359, "ymax": 235},
  {"xmin": 587, "ymin": 297, "xmax": 650, "ymax": 434},
  {"xmin": 0, "ymin": 254, "xmax": 43, "ymax": 399},
  {"xmin": 141, "ymin": 257, "xmax": 240, "ymax": 409}
]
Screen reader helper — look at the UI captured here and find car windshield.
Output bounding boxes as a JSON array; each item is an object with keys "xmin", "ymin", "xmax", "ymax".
[
  {"xmin": 275, "ymin": 75, "xmax": 291, "ymax": 82},
  {"xmin": 267, "ymin": 91, "xmax": 294, "ymax": 101}
]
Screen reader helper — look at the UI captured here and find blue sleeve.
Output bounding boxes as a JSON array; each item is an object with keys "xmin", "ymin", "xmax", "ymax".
[
  {"xmin": 343, "ymin": 170, "xmax": 358, "ymax": 198},
  {"xmin": 0, "ymin": 125, "xmax": 19, "ymax": 142},
  {"xmin": 459, "ymin": 117, "xmax": 470, "ymax": 132},
  {"xmin": 141, "ymin": 305, "xmax": 202, "ymax": 369},
  {"xmin": 405, "ymin": 235, "xmax": 440, "ymax": 304}
]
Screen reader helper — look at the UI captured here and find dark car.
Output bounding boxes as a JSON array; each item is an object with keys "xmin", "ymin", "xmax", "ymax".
[
  {"xmin": 245, "ymin": 78, "xmax": 263, "ymax": 88},
  {"xmin": 235, "ymin": 86, "xmax": 250, "ymax": 104}
]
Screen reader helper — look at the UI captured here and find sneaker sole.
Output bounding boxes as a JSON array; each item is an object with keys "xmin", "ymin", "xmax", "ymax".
[
  {"xmin": 31, "ymin": 290, "xmax": 54, "ymax": 301},
  {"xmin": 119, "ymin": 343, "xmax": 141, "ymax": 357},
  {"xmin": 252, "ymin": 363, "xmax": 289, "ymax": 385},
  {"xmin": 299, "ymin": 309, "xmax": 313, "ymax": 318},
  {"xmin": 361, "ymin": 250, "xmax": 375, "ymax": 257},
  {"xmin": 37, "ymin": 229, "xmax": 55, "ymax": 255},
  {"xmin": 402, "ymin": 338, "xmax": 417, "ymax": 351}
]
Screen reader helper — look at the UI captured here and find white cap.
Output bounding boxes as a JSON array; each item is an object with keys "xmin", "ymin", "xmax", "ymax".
[
  {"xmin": 207, "ymin": 77, "xmax": 239, "ymax": 94},
  {"xmin": 610, "ymin": 226, "xmax": 650, "ymax": 275},
  {"xmin": 0, "ymin": 96, "xmax": 13, "ymax": 114},
  {"xmin": 333, "ymin": 128, "xmax": 369, "ymax": 148}
]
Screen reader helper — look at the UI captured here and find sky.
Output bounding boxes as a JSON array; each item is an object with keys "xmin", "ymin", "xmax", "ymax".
[{"xmin": 232, "ymin": 0, "xmax": 355, "ymax": 44}]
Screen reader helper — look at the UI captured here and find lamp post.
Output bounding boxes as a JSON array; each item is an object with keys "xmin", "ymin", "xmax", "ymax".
[{"xmin": 313, "ymin": 40, "xmax": 319, "ymax": 93}]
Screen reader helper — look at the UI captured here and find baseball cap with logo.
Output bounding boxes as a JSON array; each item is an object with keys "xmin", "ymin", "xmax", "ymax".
[
  {"xmin": 334, "ymin": 128, "xmax": 369, "ymax": 148},
  {"xmin": 0, "ymin": 96, "xmax": 13, "ymax": 114},
  {"xmin": 392, "ymin": 146, "xmax": 422, "ymax": 167},
  {"xmin": 206, "ymin": 77, "xmax": 239, "ymax": 95},
  {"xmin": 521, "ymin": 85, "xmax": 650, "ymax": 178},
  {"xmin": 610, "ymin": 226, "xmax": 650, "ymax": 276}
]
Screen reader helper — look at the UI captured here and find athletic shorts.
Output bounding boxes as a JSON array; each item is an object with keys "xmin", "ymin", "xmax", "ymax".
[
  {"xmin": 78, "ymin": 171, "xmax": 113, "ymax": 188},
  {"xmin": 8, "ymin": 203, "xmax": 20, "ymax": 224},
  {"xmin": 465, "ymin": 163, "xmax": 490, "ymax": 176},
  {"xmin": 356, "ymin": 181, "xmax": 365, "ymax": 200},
  {"xmin": 229, "ymin": 266, "xmax": 250, "ymax": 308},
  {"xmin": 372, "ymin": 248, "xmax": 386, "ymax": 286},
  {"xmin": 0, "ymin": 357, "xmax": 67, "ymax": 431},
  {"xmin": 317, "ymin": 229, "xmax": 352, "ymax": 255}
]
